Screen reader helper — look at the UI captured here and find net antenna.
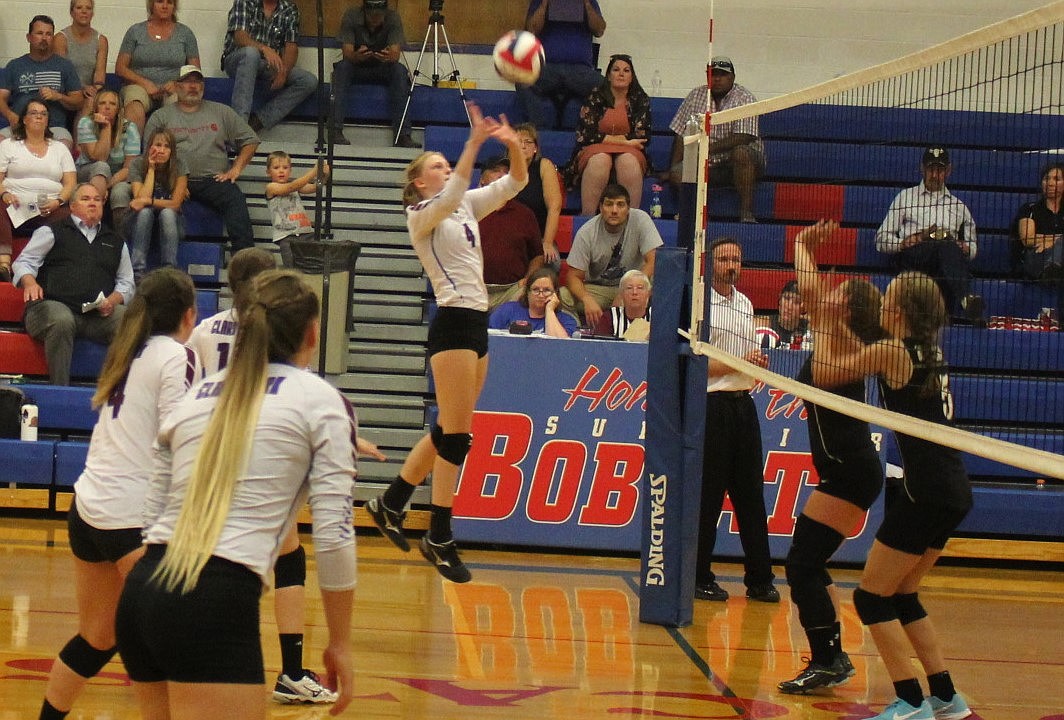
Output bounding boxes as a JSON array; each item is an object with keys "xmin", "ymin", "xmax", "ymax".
[{"xmin": 397, "ymin": 0, "xmax": 472, "ymax": 141}]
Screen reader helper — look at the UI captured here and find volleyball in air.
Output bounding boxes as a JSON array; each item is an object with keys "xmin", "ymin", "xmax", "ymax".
[{"xmin": 493, "ymin": 30, "xmax": 545, "ymax": 85}]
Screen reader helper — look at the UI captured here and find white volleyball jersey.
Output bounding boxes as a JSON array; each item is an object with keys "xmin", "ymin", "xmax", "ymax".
[
  {"xmin": 187, "ymin": 308, "xmax": 239, "ymax": 376},
  {"xmin": 407, "ymin": 171, "xmax": 525, "ymax": 311},
  {"xmin": 143, "ymin": 363, "xmax": 357, "ymax": 585},
  {"xmin": 74, "ymin": 335, "xmax": 200, "ymax": 530}
]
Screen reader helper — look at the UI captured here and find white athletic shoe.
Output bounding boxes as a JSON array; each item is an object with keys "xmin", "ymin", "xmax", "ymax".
[{"xmin": 272, "ymin": 669, "xmax": 338, "ymax": 704}]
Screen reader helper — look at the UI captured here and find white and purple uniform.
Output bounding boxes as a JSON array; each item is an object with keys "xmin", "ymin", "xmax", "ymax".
[
  {"xmin": 187, "ymin": 308, "xmax": 239, "ymax": 375},
  {"xmin": 407, "ymin": 171, "xmax": 526, "ymax": 311},
  {"xmin": 74, "ymin": 335, "xmax": 199, "ymax": 530},
  {"xmin": 142, "ymin": 363, "xmax": 358, "ymax": 590}
]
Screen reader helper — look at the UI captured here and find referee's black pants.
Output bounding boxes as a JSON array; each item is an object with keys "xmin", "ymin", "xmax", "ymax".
[{"xmin": 696, "ymin": 391, "xmax": 775, "ymax": 588}]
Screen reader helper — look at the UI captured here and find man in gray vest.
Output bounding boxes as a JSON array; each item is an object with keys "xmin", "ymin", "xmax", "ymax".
[{"xmin": 13, "ymin": 183, "xmax": 133, "ymax": 385}]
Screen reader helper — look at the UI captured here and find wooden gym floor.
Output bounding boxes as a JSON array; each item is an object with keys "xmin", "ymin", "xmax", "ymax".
[{"xmin": 1, "ymin": 517, "xmax": 1061, "ymax": 719}]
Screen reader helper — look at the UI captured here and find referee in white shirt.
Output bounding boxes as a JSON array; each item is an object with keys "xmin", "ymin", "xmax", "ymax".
[{"xmin": 695, "ymin": 237, "xmax": 779, "ymax": 603}]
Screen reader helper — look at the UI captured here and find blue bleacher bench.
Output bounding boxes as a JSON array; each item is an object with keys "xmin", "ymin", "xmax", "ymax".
[{"xmin": 0, "ymin": 438, "xmax": 55, "ymax": 485}]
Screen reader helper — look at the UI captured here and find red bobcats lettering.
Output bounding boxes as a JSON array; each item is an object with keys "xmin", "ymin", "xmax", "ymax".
[
  {"xmin": 457, "ymin": 412, "xmax": 643, "ymax": 529},
  {"xmin": 578, "ymin": 443, "xmax": 644, "ymax": 527},
  {"xmin": 455, "ymin": 413, "xmax": 533, "ymax": 519}
]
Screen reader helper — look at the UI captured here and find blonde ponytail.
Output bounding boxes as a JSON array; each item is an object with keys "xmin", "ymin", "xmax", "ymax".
[{"xmin": 153, "ymin": 270, "xmax": 319, "ymax": 593}]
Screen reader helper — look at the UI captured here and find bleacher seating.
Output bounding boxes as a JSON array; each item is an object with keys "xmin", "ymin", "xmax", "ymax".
[{"xmin": 0, "ymin": 75, "xmax": 1058, "ymax": 549}]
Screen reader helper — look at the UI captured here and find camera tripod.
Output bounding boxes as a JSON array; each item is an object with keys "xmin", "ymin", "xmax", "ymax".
[{"xmin": 397, "ymin": 0, "xmax": 471, "ymax": 142}]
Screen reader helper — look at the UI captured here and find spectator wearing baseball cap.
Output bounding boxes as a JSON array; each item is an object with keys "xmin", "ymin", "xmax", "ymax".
[
  {"xmin": 875, "ymin": 147, "xmax": 985, "ymax": 327},
  {"xmin": 332, "ymin": 0, "xmax": 416, "ymax": 147},
  {"xmin": 757, "ymin": 279, "xmax": 810, "ymax": 349},
  {"xmin": 144, "ymin": 60, "xmax": 260, "ymax": 255},
  {"xmin": 667, "ymin": 55, "xmax": 765, "ymax": 223},
  {"xmin": 221, "ymin": 0, "xmax": 317, "ymax": 133}
]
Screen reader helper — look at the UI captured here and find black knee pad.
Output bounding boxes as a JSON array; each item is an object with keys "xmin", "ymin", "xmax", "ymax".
[
  {"xmin": 59, "ymin": 634, "xmax": 117, "ymax": 679},
  {"xmin": 785, "ymin": 516, "xmax": 843, "ymax": 629},
  {"xmin": 432, "ymin": 424, "xmax": 472, "ymax": 467},
  {"xmin": 274, "ymin": 544, "xmax": 306, "ymax": 589},
  {"xmin": 893, "ymin": 592, "xmax": 927, "ymax": 625},
  {"xmin": 852, "ymin": 587, "xmax": 898, "ymax": 626}
]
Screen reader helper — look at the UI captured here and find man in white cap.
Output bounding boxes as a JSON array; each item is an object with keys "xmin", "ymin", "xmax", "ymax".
[
  {"xmin": 144, "ymin": 65, "xmax": 260, "ymax": 253},
  {"xmin": 667, "ymin": 56, "xmax": 764, "ymax": 223}
]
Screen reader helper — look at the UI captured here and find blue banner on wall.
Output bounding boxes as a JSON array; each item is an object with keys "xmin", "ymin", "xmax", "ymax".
[{"xmin": 453, "ymin": 334, "xmax": 885, "ymax": 562}]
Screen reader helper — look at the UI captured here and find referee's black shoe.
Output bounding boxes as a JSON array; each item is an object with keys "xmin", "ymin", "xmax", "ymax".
[
  {"xmin": 746, "ymin": 583, "xmax": 781, "ymax": 603},
  {"xmin": 366, "ymin": 496, "xmax": 410, "ymax": 552},
  {"xmin": 695, "ymin": 581, "xmax": 729, "ymax": 601}
]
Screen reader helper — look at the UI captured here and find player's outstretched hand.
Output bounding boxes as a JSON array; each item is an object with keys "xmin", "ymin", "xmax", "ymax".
[
  {"xmin": 323, "ymin": 642, "xmax": 354, "ymax": 716},
  {"xmin": 466, "ymin": 102, "xmax": 501, "ymax": 146},
  {"xmin": 490, "ymin": 113, "xmax": 519, "ymax": 147},
  {"xmin": 796, "ymin": 219, "xmax": 839, "ymax": 248}
]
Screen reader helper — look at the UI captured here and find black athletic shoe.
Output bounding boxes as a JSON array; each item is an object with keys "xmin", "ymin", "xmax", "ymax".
[
  {"xmin": 746, "ymin": 583, "xmax": 781, "ymax": 603},
  {"xmin": 778, "ymin": 652, "xmax": 856, "ymax": 695},
  {"xmin": 365, "ymin": 496, "xmax": 410, "ymax": 552},
  {"xmin": 694, "ymin": 581, "xmax": 729, "ymax": 601},
  {"xmin": 419, "ymin": 535, "xmax": 472, "ymax": 583}
]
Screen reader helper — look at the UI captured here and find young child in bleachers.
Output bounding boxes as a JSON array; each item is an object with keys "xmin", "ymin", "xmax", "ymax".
[
  {"xmin": 127, "ymin": 128, "xmax": 188, "ymax": 283},
  {"xmin": 265, "ymin": 151, "xmax": 328, "ymax": 268}
]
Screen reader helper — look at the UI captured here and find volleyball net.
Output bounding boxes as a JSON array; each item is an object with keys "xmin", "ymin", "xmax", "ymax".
[{"xmin": 685, "ymin": 1, "xmax": 1064, "ymax": 483}]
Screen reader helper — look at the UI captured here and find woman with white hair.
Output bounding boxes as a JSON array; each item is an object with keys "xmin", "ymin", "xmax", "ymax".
[{"xmin": 593, "ymin": 269, "xmax": 652, "ymax": 338}]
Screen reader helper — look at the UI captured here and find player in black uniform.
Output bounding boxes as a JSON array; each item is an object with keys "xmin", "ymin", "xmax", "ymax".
[
  {"xmin": 779, "ymin": 220, "xmax": 887, "ymax": 694},
  {"xmin": 814, "ymin": 270, "xmax": 973, "ymax": 720}
]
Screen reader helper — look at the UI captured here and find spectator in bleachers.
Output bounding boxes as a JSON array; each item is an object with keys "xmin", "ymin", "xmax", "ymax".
[
  {"xmin": 0, "ymin": 100, "xmax": 78, "ymax": 282},
  {"xmin": 514, "ymin": 123, "xmax": 564, "ymax": 266},
  {"xmin": 563, "ymin": 53, "xmax": 651, "ymax": 215},
  {"xmin": 756, "ymin": 279, "xmax": 810, "ymax": 349},
  {"xmin": 1012, "ymin": 162, "xmax": 1064, "ymax": 281},
  {"xmin": 145, "ymin": 65, "xmax": 259, "ymax": 255},
  {"xmin": 13, "ymin": 182, "xmax": 134, "ymax": 386},
  {"xmin": 0, "ymin": 15, "xmax": 84, "ymax": 151},
  {"xmin": 490, "ymin": 267, "xmax": 577, "ymax": 338},
  {"xmin": 875, "ymin": 147, "xmax": 985, "ymax": 327},
  {"xmin": 518, "ymin": 0, "xmax": 606, "ymax": 130},
  {"xmin": 563, "ymin": 182, "xmax": 662, "ymax": 327},
  {"xmin": 221, "ymin": 0, "xmax": 317, "ymax": 133},
  {"xmin": 592, "ymin": 268, "xmax": 651, "ymax": 339},
  {"xmin": 75, "ymin": 89, "xmax": 139, "ymax": 226},
  {"xmin": 55, "ymin": 0, "xmax": 109, "ymax": 123},
  {"xmin": 477, "ymin": 155, "xmax": 544, "ymax": 310},
  {"xmin": 115, "ymin": 0, "xmax": 200, "ymax": 134},
  {"xmin": 331, "ymin": 0, "xmax": 414, "ymax": 148},
  {"xmin": 127, "ymin": 128, "xmax": 188, "ymax": 282},
  {"xmin": 667, "ymin": 56, "xmax": 764, "ymax": 224},
  {"xmin": 265, "ymin": 149, "xmax": 327, "ymax": 268}
]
